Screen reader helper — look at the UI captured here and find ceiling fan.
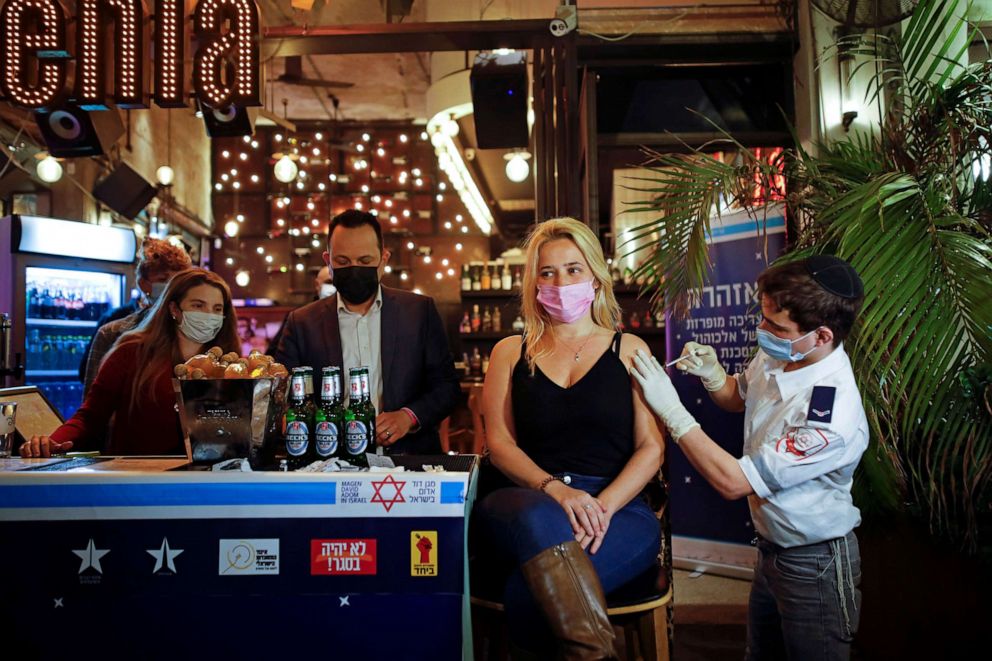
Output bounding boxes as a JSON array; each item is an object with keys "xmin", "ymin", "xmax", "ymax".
[{"xmin": 276, "ymin": 56, "xmax": 355, "ymax": 89}]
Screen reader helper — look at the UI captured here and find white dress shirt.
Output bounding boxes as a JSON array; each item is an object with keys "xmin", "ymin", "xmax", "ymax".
[
  {"xmin": 336, "ymin": 287, "xmax": 384, "ymax": 411},
  {"xmin": 735, "ymin": 344, "xmax": 869, "ymax": 548}
]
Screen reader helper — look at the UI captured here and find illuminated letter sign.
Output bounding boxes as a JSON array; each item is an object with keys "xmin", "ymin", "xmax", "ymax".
[
  {"xmin": 0, "ymin": 0, "xmax": 262, "ymax": 112},
  {"xmin": 154, "ymin": 0, "xmax": 186, "ymax": 107},
  {"xmin": 76, "ymin": 0, "xmax": 146, "ymax": 109},
  {"xmin": 193, "ymin": 0, "xmax": 261, "ymax": 109},
  {"xmin": 0, "ymin": 0, "xmax": 68, "ymax": 109}
]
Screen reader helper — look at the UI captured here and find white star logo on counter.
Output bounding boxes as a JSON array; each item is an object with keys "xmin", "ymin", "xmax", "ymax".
[
  {"xmin": 72, "ymin": 539, "xmax": 109, "ymax": 574},
  {"xmin": 147, "ymin": 538, "xmax": 184, "ymax": 574},
  {"xmin": 339, "ymin": 596, "xmax": 350, "ymax": 607},
  {"xmin": 685, "ymin": 476, "xmax": 692, "ymax": 484},
  {"xmin": 53, "ymin": 598, "xmax": 63, "ymax": 608}
]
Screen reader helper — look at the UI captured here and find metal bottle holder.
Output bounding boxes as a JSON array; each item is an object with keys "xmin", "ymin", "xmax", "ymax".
[{"xmin": 173, "ymin": 377, "xmax": 289, "ymax": 468}]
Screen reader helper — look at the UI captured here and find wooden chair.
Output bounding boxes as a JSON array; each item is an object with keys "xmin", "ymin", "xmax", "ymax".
[{"xmin": 470, "ymin": 477, "xmax": 674, "ymax": 661}]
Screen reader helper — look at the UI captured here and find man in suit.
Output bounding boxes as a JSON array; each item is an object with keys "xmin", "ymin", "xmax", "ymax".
[{"xmin": 274, "ymin": 209, "xmax": 460, "ymax": 455}]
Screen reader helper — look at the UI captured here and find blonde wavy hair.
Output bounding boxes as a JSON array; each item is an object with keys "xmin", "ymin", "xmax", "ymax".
[{"xmin": 520, "ymin": 217, "xmax": 621, "ymax": 372}]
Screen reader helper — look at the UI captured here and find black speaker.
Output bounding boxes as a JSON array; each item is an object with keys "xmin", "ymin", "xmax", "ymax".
[
  {"xmin": 470, "ymin": 51, "xmax": 529, "ymax": 149},
  {"xmin": 34, "ymin": 104, "xmax": 125, "ymax": 158},
  {"xmin": 93, "ymin": 164, "xmax": 157, "ymax": 219},
  {"xmin": 201, "ymin": 103, "xmax": 256, "ymax": 138}
]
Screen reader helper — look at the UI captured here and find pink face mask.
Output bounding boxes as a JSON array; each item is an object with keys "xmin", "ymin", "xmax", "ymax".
[{"xmin": 537, "ymin": 280, "xmax": 596, "ymax": 323}]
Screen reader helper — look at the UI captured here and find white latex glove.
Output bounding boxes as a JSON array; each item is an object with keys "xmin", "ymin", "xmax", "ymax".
[
  {"xmin": 675, "ymin": 341, "xmax": 727, "ymax": 392},
  {"xmin": 631, "ymin": 349, "xmax": 700, "ymax": 443}
]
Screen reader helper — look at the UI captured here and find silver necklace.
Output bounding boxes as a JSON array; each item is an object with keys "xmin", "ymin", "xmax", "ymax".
[{"xmin": 557, "ymin": 331, "xmax": 596, "ymax": 362}]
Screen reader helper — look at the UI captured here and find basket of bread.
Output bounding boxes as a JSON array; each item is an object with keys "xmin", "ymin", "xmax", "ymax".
[{"xmin": 172, "ymin": 348, "xmax": 290, "ymax": 468}]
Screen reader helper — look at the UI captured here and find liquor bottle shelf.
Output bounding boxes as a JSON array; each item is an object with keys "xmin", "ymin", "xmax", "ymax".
[
  {"xmin": 459, "ymin": 289, "xmax": 520, "ymax": 299},
  {"xmin": 26, "ymin": 318, "xmax": 99, "ymax": 328},
  {"xmin": 458, "ymin": 331, "xmax": 516, "ymax": 340},
  {"xmin": 625, "ymin": 327, "xmax": 666, "ymax": 336}
]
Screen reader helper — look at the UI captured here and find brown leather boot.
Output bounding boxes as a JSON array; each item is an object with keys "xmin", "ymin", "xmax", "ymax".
[{"xmin": 520, "ymin": 541, "xmax": 618, "ymax": 660}]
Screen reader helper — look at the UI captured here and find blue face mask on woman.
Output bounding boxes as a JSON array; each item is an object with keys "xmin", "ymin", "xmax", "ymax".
[{"xmin": 756, "ymin": 328, "xmax": 819, "ymax": 362}]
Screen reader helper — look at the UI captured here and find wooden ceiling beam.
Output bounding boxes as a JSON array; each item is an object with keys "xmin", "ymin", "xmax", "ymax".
[{"xmin": 262, "ymin": 19, "xmax": 551, "ymax": 57}]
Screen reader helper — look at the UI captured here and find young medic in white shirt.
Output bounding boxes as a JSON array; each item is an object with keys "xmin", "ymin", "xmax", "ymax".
[{"xmin": 632, "ymin": 255, "xmax": 868, "ymax": 661}]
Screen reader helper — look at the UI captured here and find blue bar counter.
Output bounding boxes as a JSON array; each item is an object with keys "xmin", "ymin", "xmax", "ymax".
[{"xmin": 0, "ymin": 456, "xmax": 478, "ymax": 660}]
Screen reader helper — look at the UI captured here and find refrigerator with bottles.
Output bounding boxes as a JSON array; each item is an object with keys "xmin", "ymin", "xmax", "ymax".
[{"xmin": 0, "ymin": 215, "xmax": 137, "ymax": 420}]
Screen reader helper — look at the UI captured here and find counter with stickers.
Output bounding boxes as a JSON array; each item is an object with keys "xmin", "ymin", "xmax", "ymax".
[{"xmin": 0, "ymin": 455, "xmax": 478, "ymax": 660}]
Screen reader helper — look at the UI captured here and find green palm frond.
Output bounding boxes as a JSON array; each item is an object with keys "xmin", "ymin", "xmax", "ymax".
[{"xmin": 625, "ymin": 0, "xmax": 992, "ymax": 547}]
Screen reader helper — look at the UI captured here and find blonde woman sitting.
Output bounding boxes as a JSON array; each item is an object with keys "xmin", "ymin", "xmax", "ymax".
[{"xmin": 475, "ymin": 217, "xmax": 665, "ymax": 659}]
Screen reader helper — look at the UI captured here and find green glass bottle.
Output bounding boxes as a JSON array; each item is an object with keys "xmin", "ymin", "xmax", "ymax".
[
  {"xmin": 284, "ymin": 370, "xmax": 316, "ymax": 469},
  {"xmin": 314, "ymin": 366, "xmax": 344, "ymax": 460},
  {"xmin": 344, "ymin": 367, "xmax": 377, "ymax": 467}
]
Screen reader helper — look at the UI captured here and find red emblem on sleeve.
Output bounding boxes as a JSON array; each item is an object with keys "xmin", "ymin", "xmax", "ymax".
[{"xmin": 776, "ymin": 429, "xmax": 829, "ymax": 460}]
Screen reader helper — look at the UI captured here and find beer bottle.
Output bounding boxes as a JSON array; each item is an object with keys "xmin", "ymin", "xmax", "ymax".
[
  {"xmin": 284, "ymin": 371, "xmax": 316, "ymax": 469},
  {"xmin": 314, "ymin": 366, "xmax": 344, "ymax": 460},
  {"xmin": 358, "ymin": 367, "xmax": 380, "ymax": 456},
  {"xmin": 344, "ymin": 367, "xmax": 377, "ymax": 466},
  {"xmin": 302, "ymin": 366, "xmax": 316, "ymax": 405}
]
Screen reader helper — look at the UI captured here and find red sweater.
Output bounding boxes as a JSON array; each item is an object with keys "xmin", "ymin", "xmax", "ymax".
[{"xmin": 52, "ymin": 341, "xmax": 184, "ymax": 455}]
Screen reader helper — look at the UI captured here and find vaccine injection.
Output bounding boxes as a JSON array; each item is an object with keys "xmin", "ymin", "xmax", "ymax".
[{"xmin": 665, "ymin": 349, "xmax": 703, "ymax": 368}]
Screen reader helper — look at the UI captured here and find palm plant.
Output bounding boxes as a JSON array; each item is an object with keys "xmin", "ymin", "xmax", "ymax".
[{"xmin": 622, "ymin": 0, "xmax": 992, "ymax": 547}]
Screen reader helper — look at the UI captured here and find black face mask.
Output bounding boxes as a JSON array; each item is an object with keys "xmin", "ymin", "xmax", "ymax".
[{"xmin": 332, "ymin": 266, "xmax": 379, "ymax": 304}]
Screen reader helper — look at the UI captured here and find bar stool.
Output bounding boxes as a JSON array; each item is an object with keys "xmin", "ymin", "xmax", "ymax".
[{"xmin": 470, "ymin": 479, "xmax": 674, "ymax": 661}]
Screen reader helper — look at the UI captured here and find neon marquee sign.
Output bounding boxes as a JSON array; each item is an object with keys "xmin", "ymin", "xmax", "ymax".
[{"xmin": 0, "ymin": 0, "xmax": 261, "ymax": 110}]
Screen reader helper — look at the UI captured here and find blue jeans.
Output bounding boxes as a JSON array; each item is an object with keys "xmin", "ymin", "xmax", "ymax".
[
  {"xmin": 746, "ymin": 531, "xmax": 862, "ymax": 661},
  {"xmin": 475, "ymin": 473, "xmax": 660, "ymax": 652}
]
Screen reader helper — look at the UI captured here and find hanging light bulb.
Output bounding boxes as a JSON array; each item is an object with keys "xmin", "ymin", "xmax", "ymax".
[
  {"xmin": 36, "ymin": 155, "xmax": 63, "ymax": 183},
  {"xmin": 442, "ymin": 115, "xmax": 460, "ymax": 137},
  {"xmin": 504, "ymin": 151, "xmax": 531, "ymax": 183},
  {"xmin": 273, "ymin": 155, "xmax": 298, "ymax": 183},
  {"xmin": 156, "ymin": 165, "xmax": 175, "ymax": 186}
]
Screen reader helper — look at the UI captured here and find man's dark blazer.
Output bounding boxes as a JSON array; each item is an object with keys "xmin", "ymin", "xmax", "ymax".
[{"xmin": 273, "ymin": 286, "xmax": 461, "ymax": 455}]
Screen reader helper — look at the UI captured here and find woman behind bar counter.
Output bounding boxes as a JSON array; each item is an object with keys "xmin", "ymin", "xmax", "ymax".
[
  {"xmin": 476, "ymin": 217, "xmax": 665, "ymax": 658},
  {"xmin": 20, "ymin": 269, "xmax": 241, "ymax": 457}
]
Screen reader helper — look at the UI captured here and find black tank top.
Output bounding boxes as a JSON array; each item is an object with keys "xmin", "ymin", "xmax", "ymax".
[{"xmin": 511, "ymin": 331, "xmax": 634, "ymax": 478}]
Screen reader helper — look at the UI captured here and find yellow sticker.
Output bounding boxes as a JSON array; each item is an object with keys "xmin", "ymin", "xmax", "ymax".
[{"xmin": 411, "ymin": 531, "xmax": 438, "ymax": 577}]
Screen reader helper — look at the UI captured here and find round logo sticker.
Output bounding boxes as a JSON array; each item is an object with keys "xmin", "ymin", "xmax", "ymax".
[
  {"xmin": 285, "ymin": 420, "xmax": 309, "ymax": 456},
  {"xmin": 346, "ymin": 420, "xmax": 368, "ymax": 455},
  {"xmin": 315, "ymin": 421, "xmax": 339, "ymax": 457}
]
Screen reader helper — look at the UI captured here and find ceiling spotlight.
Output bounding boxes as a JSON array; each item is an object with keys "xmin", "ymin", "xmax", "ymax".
[
  {"xmin": 224, "ymin": 220, "xmax": 239, "ymax": 237},
  {"xmin": 505, "ymin": 151, "xmax": 532, "ymax": 183},
  {"xmin": 235, "ymin": 270, "xmax": 250, "ymax": 287},
  {"xmin": 399, "ymin": 134, "xmax": 408, "ymax": 143},
  {"xmin": 273, "ymin": 155, "xmax": 298, "ymax": 183},
  {"xmin": 225, "ymin": 257, "xmax": 234, "ymax": 266},
  {"xmin": 455, "ymin": 243, "xmax": 463, "ymax": 251}
]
